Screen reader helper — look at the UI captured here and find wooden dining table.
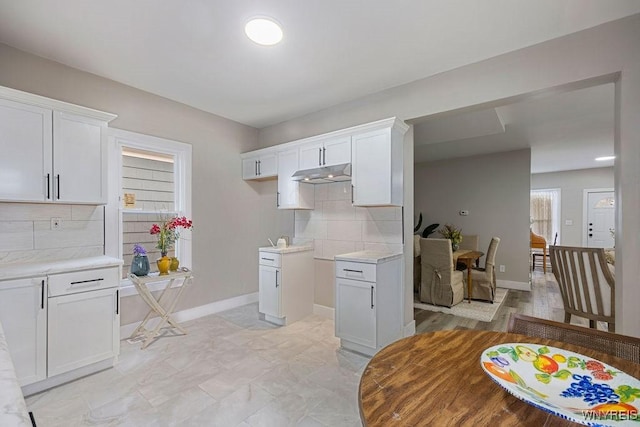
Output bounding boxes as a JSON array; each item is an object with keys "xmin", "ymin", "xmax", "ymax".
[
  {"xmin": 455, "ymin": 250, "xmax": 484, "ymax": 303},
  {"xmin": 359, "ymin": 330, "xmax": 640, "ymax": 426}
]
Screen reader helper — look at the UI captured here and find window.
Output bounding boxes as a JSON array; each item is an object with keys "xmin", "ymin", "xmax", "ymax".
[
  {"xmin": 106, "ymin": 129, "xmax": 192, "ymax": 289},
  {"xmin": 530, "ymin": 188, "xmax": 560, "ymax": 245}
]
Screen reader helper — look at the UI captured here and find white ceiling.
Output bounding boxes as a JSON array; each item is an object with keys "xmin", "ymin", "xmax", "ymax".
[
  {"xmin": 413, "ymin": 83, "xmax": 614, "ymax": 173},
  {"xmin": 0, "ymin": 1, "xmax": 638, "ymax": 128}
]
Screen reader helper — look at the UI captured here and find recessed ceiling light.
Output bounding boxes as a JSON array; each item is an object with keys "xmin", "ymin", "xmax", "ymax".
[
  {"xmin": 595, "ymin": 156, "xmax": 615, "ymax": 161},
  {"xmin": 245, "ymin": 17, "xmax": 283, "ymax": 46}
]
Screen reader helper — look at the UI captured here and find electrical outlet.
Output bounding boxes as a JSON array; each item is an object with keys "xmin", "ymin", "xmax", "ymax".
[
  {"xmin": 51, "ymin": 217, "xmax": 62, "ymax": 230},
  {"xmin": 499, "ymin": 265, "xmax": 506, "ymax": 273}
]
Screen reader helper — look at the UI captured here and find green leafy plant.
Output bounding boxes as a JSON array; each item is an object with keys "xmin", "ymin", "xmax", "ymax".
[
  {"xmin": 414, "ymin": 213, "xmax": 439, "ymax": 237},
  {"xmin": 438, "ymin": 224, "xmax": 462, "ymax": 245}
]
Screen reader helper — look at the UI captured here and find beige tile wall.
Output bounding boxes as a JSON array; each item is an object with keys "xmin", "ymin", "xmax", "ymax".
[
  {"xmin": 0, "ymin": 203, "xmax": 104, "ymax": 264},
  {"xmin": 294, "ymin": 182, "xmax": 403, "ymax": 260}
]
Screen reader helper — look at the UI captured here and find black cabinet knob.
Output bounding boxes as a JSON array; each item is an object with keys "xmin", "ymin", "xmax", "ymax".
[{"xmin": 589, "ymin": 233, "xmax": 593, "ymax": 237}]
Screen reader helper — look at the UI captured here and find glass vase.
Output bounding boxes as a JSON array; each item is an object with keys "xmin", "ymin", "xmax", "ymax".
[{"xmin": 131, "ymin": 255, "xmax": 150, "ymax": 276}]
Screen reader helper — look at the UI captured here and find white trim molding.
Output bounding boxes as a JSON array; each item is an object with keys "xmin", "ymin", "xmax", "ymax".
[
  {"xmin": 404, "ymin": 320, "xmax": 416, "ymax": 337},
  {"xmin": 497, "ymin": 279, "xmax": 530, "ymax": 292},
  {"xmin": 313, "ymin": 304, "xmax": 335, "ymax": 320},
  {"xmin": 120, "ymin": 292, "xmax": 258, "ymax": 337}
]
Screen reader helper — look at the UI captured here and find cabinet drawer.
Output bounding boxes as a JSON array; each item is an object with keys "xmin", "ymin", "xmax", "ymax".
[
  {"xmin": 259, "ymin": 252, "xmax": 281, "ymax": 268},
  {"xmin": 335, "ymin": 261, "xmax": 376, "ymax": 283},
  {"xmin": 49, "ymin": 267, "xmax": 119, "ymax": 297}
]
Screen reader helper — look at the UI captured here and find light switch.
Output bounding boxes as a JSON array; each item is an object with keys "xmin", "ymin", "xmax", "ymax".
[{"xmin": 565, "ymin": 219, "xmax": 573, "ymax": 226}]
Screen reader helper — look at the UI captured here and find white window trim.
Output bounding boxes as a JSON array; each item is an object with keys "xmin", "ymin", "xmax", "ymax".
[
  {"xmin": 530, "ymin": 188, "xmax": 561, "ymax": 245},
  {"xmin": 106, "ymin": 128, "xmax": 192, "ymax": 296}
]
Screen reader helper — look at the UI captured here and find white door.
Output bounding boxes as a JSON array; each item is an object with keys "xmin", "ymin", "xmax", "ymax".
[
  {"xmin": 299, "ymin": 142, "xmax": 324, "ymax": 170},
  {"xmin": 0, "ymin": 277, "xmax": 47, "ymax": 386},
  {"xmin": 48, "ymin": 287, "xmax": 119, "ymax": 377},
  {"xmin": 323, "ymin": 136, "xmax": 351, "ymax": 167},
  {"xmin": 259, "ymin": 265, "xmax": 281, "ymax": 318},
  {"xmin": 242, "ymin": 157, "xmax": 258, "ymax": 180},
  {"xmin": 586, "ymin": 191, "xmax": 615, "ymax": 248},
  {"xmin": 335, "ymin": 277, "xmax": 376, "ymax": 348},
  {"xmin": 0, "ymin": 99, "xmax": 52, "ymax": 202},
  {"xmin": 53, "ymin": 111, "xmax": 106, "ymax": 203},
  {"xmin": 258, "ymin": 153, "xmax": 277, "ymax": 178}
]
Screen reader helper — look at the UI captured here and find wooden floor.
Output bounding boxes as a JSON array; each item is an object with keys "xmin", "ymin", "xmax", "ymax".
[{"xmin": 414, "ymin": 269, "xmax": 602, "ymax": 334}]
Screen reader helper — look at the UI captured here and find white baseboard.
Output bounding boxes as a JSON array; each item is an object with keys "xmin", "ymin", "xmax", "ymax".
[
  {"xmin": 497, "ymin": 280, "xmax": 531, "ymax": 292},
  {"xmin": 313, "ymin": 304, "xmax": 335, "ymax": 320},
  {"xmin": 404, "ymin": 320, "xmax": 416, "ymax": 337},
  {"xmin": 121, "ymin": 292, "xmax": 259, "ymax": 337}
]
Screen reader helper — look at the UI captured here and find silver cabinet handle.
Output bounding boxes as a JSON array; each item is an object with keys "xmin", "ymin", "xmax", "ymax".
[
  {"xmin": 56, "ymin": 174, "xmax": 61, "ymax": 200},
  {"xmin": 261, "ymin": 257, "xmax": 275, "ymax": 261},
  {"xmin": 46, "ymin": 174, "xmax": 50, "ymax": 200},
  {"xmin": 344, "ymin": 268, "xmax": 363, "ymax": 273},
  {"xmin": 370, "ymin": 286, "xmax": 374, "ymax": 309},
  {"xmin": 255, "ymin": 160, "xmax": 258, "ymax": 176},
  {"xmin": 41, "ymin": 279, "xmax": 45, "ymax": 309},
  {"xmin": 318, "ymin": 148, "xmax": 322, "ymax": 166},
  {"xmin": 323, "ymin": 147, "xmax": 326, "ymax": 165},
  {"xmin": 258, "ymin": 160, "xmax": 261, "ymax": 175},
  {"xmin": 116, "ymin": 289, "xmax": 119, "ymax": 314},
  {"xmin": 275, "ymin": 270, "xmax": 279, "ymax": 288},
  {"xmin": 351, "ymin": 184, "xmax": 354, "ymax": 204},
  {"xmin": 277, "ymin": 192, "xmax": 280, "ymax": 207}
]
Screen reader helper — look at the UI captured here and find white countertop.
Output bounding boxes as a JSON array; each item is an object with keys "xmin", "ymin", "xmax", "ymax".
[
  {"xmin": 334, "ymin": 250, "xmax": 403, "ymax": 264},
  {"xmin": 259, "ymin": 245, "xmax": 314, "ymax": 254},
  {"xmin": 0, "ymin": 256, "xmax": 123, "ymax": 281},
  {"xmin": 0, "ymin": 322, "xmax": 31, "ymax": 426}
]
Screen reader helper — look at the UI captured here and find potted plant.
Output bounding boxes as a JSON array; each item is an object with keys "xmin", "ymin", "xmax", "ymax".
[
  {"xmin": 438, "ymin": 224, "xmax": 462, "ymax": 251},
  {"xmin": 130, "ymin": 244, "xmax": 150, "ymax": 276},
  {"xmin": 150, "ymin": 216, "xmax": 193, "ymax": 275}
]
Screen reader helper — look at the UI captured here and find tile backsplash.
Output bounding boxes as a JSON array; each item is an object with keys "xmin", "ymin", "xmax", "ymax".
[
  {"xmin": 294, "ymin": 182, "xmax": 402, "ymax": 260},
  {"xmin": 0, "ymin": 203, "xmax": 104, "ymax": 265}
]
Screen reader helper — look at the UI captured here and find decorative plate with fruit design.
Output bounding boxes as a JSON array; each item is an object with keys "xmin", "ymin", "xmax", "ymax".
[{"xmin": 481, "ymin": 343, "xmax": 640, "ymax": 426}]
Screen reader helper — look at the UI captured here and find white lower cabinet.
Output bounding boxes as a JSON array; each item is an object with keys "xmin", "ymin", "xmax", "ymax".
[
  {"xmin": 258, "ymin": 248, "xmax": 314, "ymax": 325},
  {"xmin": 48, "ymin": 287, "xmax": 119, "ymax": 377},
  {"xmin": 0, "ymin": 264, "xmax": 120, "ymax": 393},
  {"xmin": 0, "ymin": 277, "xmax": 47, "ymax": 386},
  {"xmin": 335, "ymin": 253, "xmax": 403, "ymax": 356}
]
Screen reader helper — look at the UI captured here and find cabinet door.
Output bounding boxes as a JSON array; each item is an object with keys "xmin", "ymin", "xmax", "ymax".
[
  {"xmin": 335, "ymin": 277, "xmax": 376, "ymax": 348},
  {"xmin": 258, "ymin": 153, "xmax": 277, "ymax": 178},
  {"xmin": 323, "ymin": 136, "xmax": 351, "ymax": 167},
  {"xmin": 352, "ymin": 129, "xmax": 393, "ymax": 206},
  {"xmin": 259, "ymin": 265, "xmax": 281, "ymax": 318},
  {"xmin": 277, "ymin": 149, "xmax": 314, "ymax": 209},
  {"xmin": 0, "ymin": 277, "xmax": 47, "ymax": 386},
  {"xmin": 0, "ymin": 99, "xmax": 52, "ymax": 202},
  {"xmin": 53, "ymin": 111, "xmax": 106, "ymax": 204},
  {"xmin": 48, "ymin": 287, "xmax": 119, "ymax": 377},
  {"xmin": 242, "ymin": 156, "xmax": 259, "ymax": 180},
  {"xmin": 299, "ymin": 142, "xmax": 324, "ymax": 169}
]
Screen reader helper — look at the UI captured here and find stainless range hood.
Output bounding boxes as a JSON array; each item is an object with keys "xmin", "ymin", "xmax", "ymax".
[{"xmin": 291, "ymin": 163, "xmax": 351, "ymax": 184}]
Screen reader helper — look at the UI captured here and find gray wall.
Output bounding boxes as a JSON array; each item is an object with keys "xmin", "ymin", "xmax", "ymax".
[
  {"xmin": 415, "ymin": 149, "xmax": 531, "ymax": 285},
  {"xmin": 532, "ymin": 167, "xmax": 614, "ymax": 246},
  {"xmin": 0, "ymin": 42, "xmax": 292, "ymax": 325},
  {"xmin": 256, "ymin": 15, "xmax": 640, "ymax": 335}
]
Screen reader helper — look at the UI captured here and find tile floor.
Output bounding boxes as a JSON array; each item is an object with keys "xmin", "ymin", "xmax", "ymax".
[{"xmin": 26, "ymin": 304, "xmax": 369, "ymax": 426}]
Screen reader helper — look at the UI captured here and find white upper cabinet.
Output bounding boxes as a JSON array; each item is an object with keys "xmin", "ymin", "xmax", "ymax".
[
  {"xmin": 242, "ymin": 152, "xmax": 277, "ymax": 180},
  {"xmin": 0, "ymin": 86, "xmax": 116, "ymax": 204},
  {"xmin": 277, "ymin": 149, "xmax": 314, "ymax": 209},
  {"xmin": 299, "ymin": 136, "xmax": 351, "ymax": 169},
  {"xmin": 352, "ymin": 125, "xmax": 405, "ymax": 207},
  {"xmin": 0, "ymin": 99, "xmax": 52, "ymax": 202},
  {"xmin": 53, "ymin": 112, "xmax": 106, "ymax": 204}
]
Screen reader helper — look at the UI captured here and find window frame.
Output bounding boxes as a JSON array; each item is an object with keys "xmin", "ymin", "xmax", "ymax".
[{"xmin": 106, "ymin": 128, "xmax": 192, "ymax": 296}]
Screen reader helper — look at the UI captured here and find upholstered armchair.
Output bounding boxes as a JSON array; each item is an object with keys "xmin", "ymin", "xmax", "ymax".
[
  {"xmin": 420, "ymin": 238, "xmax": 464, "ymax": 307},
  {"xmin": 467, "ymin": 237, "xmax": 500, "ymax": 302}
]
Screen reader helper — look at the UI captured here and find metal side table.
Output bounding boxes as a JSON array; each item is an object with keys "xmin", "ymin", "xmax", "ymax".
[{"xmin": 127, "ymin": 268, "xmax": 193, "ymax": 349}]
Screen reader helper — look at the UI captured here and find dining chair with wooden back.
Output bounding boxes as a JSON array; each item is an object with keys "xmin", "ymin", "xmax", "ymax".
[
  {"xmin": 467, "ymin": 237, "xmax": 500, "ymax": 302},
  {"xmin": 507, "ymin": 313, "xmax": 640, "ymax": 364},
  {"xmin": 549, "ymin": 245, "xmax": 615, "ymax": 332},
  {"xmin": 420, "ymin": 238, "xmax": 464, "ymax": 307}
]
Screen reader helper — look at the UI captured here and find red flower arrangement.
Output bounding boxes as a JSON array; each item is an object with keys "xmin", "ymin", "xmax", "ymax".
[{"xmin": 149, "ymin": 216, "xmax": 193, "ymax": 256}]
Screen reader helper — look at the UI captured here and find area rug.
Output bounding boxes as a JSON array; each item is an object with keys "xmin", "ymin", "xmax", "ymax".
[{"xmin": 414, "ymin": 288, "xmax": 509, "ymax": 322}]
